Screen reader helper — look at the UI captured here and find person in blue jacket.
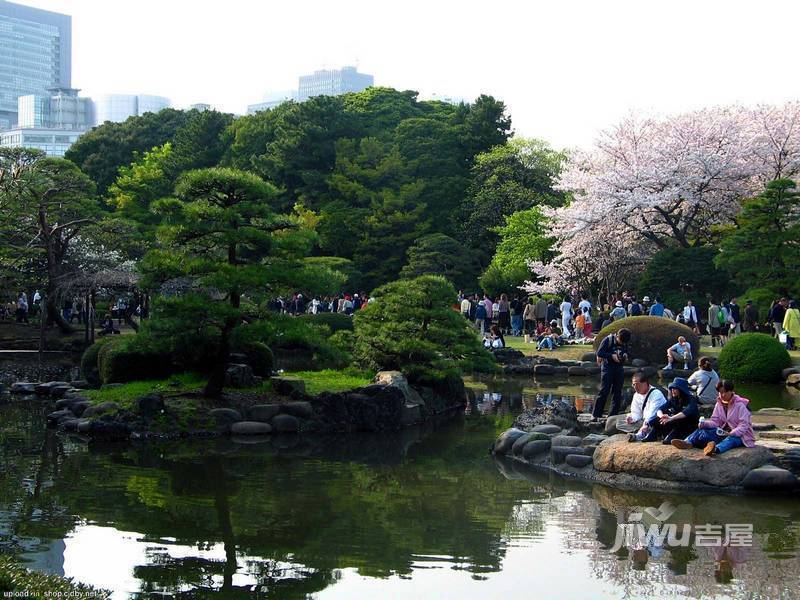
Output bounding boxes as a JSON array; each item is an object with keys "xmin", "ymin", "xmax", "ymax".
[
  {"xmin": 641, "ymin": 377, "xmax": 700, "ymax": 444},
  {"xmin": 591, "ymin": 327, "xmax": 631, "ymax": 420}
]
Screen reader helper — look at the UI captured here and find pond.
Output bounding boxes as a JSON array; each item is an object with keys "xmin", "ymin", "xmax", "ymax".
[{"xmin": 0, "ymin": 374, "xmax": 798, "ymax": 598}]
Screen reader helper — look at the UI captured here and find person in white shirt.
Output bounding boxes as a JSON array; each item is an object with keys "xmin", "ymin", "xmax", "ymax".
[
  {"xmin": 687, "ymin": 357, "xmax": 720, "ymax": 404},
  {"xmin": 578, "ymin": 294, "xmax": 592, "ymax": 315},
  {"xmin": 560, "ymin": 296, "xmax": 573, "ymax": 337},
  {"xmin": 664, "ymin": 336, "xmax": 693, "ymax": 370},
  {"xmin": 682, "ymin": 301, "xmax": 699, "ymax": 334},
  {"xmin": 460, "ymin": 295, "xmax": 471, "ymax": 319},
  {"xmin": 618, "ymin": 370, "xmax": 667, "ymax": 439}
]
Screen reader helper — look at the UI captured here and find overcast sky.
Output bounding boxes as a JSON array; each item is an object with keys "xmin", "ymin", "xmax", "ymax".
[{"xmin": 23, "ymin": 0, "xmax": 800, "ymax": 149}]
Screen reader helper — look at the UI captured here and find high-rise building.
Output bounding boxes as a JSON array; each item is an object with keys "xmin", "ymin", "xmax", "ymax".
[
  {"xmin": 247, "ymin": 90, "xmax": 298, "ymax": 115},
  {"xmin": 93, "ymin": 94, "xmax": 170, "ymax": 124},
  {"xmin": 297, "ymin": 66, "xmax": 373, "ymax": 101},
  {"xmin": 0, "ymin": 126, "xmax": 84, "ymax": 157},
  {"xmin": 18, "ymin": 88, "xmax": 92, "ymax": 130},
  {"xmin": 0, "ymin": 0, "xmax": 72, "ymax": 130}
]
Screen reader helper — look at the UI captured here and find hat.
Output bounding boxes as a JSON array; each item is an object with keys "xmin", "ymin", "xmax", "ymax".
[
  {"xmin": 615, "ymin": 301, "xmax": 623, "ymax": 307},
  {"xmin": 668, "ymin": 377, "xmax": 693, "ymax": 397},
  {"xmin": 550, "ymin": 319, "xmax": 558, "ymax": 325},
  {"xmin": 643, "ymin": 296, "xmax": 651, "ymax": 302}
]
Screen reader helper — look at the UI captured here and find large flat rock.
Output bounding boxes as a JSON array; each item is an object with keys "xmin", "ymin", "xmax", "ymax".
[{"xmin": 593, "ymin": 434, "xmax": 773, "ymax": 487}]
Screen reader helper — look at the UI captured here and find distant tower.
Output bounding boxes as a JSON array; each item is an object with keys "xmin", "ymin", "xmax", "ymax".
[{"xmin": 297, "ymin": 66, "xmax": 374, "ymax": 101}]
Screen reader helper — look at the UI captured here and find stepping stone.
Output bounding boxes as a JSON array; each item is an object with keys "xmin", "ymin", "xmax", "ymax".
[
  {"xmin": 493, "ymin": 428, "xmax": 527, "ymax": 454},
  {"xmin": 742, "ymin": 465, "xmax": 798, "ymax": 491},
  {"xmin": 230, "ymin": 421, "xmax": 272, "ymax": 435},
  {"xmin": 565, "ymin": 454, "xmax": 593, "ymax": 468},
  {"xmin": 551, "ymin": 435, "xmax": 582, "ymax": 447},
  {"xmin": 248, "ymin": 404, "xmax": 280, "ymax": 422},
  {"xmin": 271, "ymin": 414, "xmax": 300, "ymax": 433},
  {"xmin": 511, "ymin": 432, "xmax": 550, "ymax": 456},
  {"xmin": 759, "ymin": 430, "xmax": 799, "ymax": 440},
  {"xmin": 531, "ymin": 424, "xmax": 561, "ymax": 435},
  {"xmin": 755, "ymin": 439, "xmax": 797, "ymax": 453},
  {"xmin": 582, "ymin": 434, "xmax": 608, "ymax": 445},
  {"xmin": 752, "ymin": 423, "xmax": 776, "ymax": 432},
  {"xmin": 522, "ymin": 439, "xmax": 551, "ymax": 459},
  {"xmin": 551, "ymin": 445, "xmax": 586, "ymax": 464}
]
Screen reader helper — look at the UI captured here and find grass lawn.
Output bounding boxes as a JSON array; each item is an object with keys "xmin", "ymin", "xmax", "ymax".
[
  {"xmin": 285, "ymin": 369, "xmax": 372, "ymax": 395},
  {"xmin": 502, "ymin": 335, "xmax": 594, "ymax": 361}
]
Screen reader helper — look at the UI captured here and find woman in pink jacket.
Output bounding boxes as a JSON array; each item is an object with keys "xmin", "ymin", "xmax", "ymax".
[{"xmin": 671, "ymin": 380, "xmax": 755, "ymax": 456}]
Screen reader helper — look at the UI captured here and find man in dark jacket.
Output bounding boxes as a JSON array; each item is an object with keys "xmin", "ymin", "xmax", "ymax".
[
  {"xmin": 592, "ymin": 328, "xmax": 631, "ymax": 420},
  {"xmin": 742, "ymin": 300, "xmax": 759, "ymax": 332}
]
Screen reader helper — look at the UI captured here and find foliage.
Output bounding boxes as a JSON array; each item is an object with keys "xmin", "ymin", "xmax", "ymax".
[
  {"xmin": 716, "ymin": 179, "xmax": 800, "ymax": 298},
  {"xmin": 593, "ymin": 316, "xmax": 699, "ymax": 366},
  {"xmin": 97, "ymin": 334, "xmax": 173, "ymax": 384},
  {"xmin": 0, "ymin": 555, "xmax": 109, "ymax": 598},
  {"xmin": 400, "ymin": 233, "xmax": 480, "ymax": 290},
  {"xmin": 303, "ymin": 256, "xmax": 362, "ymax": 291},
  {"xmin": 741, "ymin": 287, "xmax": 778, "ymax": 323},
  {"xmin": 352, "ymin": 275, "xmax": 496, "ymax": 382},
  {"xmin": 637, "ymin": 246, "xmax": 733, "ymax": 311},
  {"xmin": 240, "ymin": 341, "xmax": 274, "ymax": 377},
  {"xmin": 80, "ymin": 336, "xmax": 123, "ymax": 385},
  {"xmin": 298, "ymin": 312, "xmax": 355, "ymax": 333},
  {"xmin": 718, "ymin": 333, "xmax": 791, "ymax": 382},
  {"xmin": 286, "ymin": 369, "xmax": 372, "ymax": 395},
  {"xmin": 84, "ymin": 372, "xmax": 207, "ymax": 406}
]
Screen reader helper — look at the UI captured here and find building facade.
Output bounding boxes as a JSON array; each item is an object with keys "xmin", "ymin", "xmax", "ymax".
[
  {"xmin": 247, "ymin": 90, "xmax": 298, "ymax": 115},
  {"xmin": 0, "ymin": 0, "xmax": 71, "ymax": 130},
  {"xmin": 93, "ymin": 94, "xmax": 170, "ymax": 124},
  {"xmin": 0, "ymin": 126, "xmax": 84, "ymax": 157},
  {"xmin": 17, "ymin": 88, "xmax": 92, "ymax": 130},
  {"xmin": 297, "ymin": 66, "xmax": 373, "ymax": 101}
]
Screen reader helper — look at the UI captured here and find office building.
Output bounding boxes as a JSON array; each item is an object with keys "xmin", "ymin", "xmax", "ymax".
[
  {"xmin": 297, "ymin": 66, "xmax": 373, "ymax": 101},
  {"xmin": 0, "ymin": 126, "xmax": 84, "ymax": 157},
  {"xmin": 17, "ymin": 88, "xmax": 92, "ymax": 130},
  {"xmin": 247, "ymin": 90, "xmax": 297, "ymax": 115},
  {"xmin": 0, "ymin": 0, "xmax": 72, "ymax": 130},
  {"xmin": 94, "ymin": 94, "xmax": 170, "ymax": 124},
  {"xmin": 189, "ymin": 103, "xmax": 212, "ymax": 112}
]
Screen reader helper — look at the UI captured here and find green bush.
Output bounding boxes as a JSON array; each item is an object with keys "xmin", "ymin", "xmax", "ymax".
[
  {"xmin": 98, "ymin": 335, "xmax": 173, "ymax": 384},
  {"xmin": 593, "ymin": 316, "xmax": 699, "ymax": 366},
  {"xmin": 718, "ymin": 333, "xmax": 791, "ymax": 382},
  {"xmin": 239, "ymin": 341, "xmax": 274, "ymax": 376},
  {"xmin": 80, "ymin": 336, "xmax": 122, "ymax": 385},
  {"xmin": 299, "ymin": 312, "xmax": 354, "ymax": 332},
  {"xmin": 0, "ymin": 555, "xmax": 108, "ymax": 598}
]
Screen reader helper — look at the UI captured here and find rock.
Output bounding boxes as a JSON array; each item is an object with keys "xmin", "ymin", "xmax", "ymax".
[
  {"xmin": 49, "ymin": 385, "xmax": 75, "ymax": 399},
  {"xmin": 360, "ymin": 384, "xmax": 385, "ymax": 396},
  {"xmin": 46, "ymin": 409, "xmax": 73, "ymax": 424},
  {"xmin": 553, "ymin": 366, "xmax": 569, "ymax": 375},
  {"xmin": 593, "ymin": 434, "xmax": 774, "ymax": 487},
  {"xmin": 59, "ymin": 419, "xmax": 80, "ymax": 432},
  {"xmin": 567, "ymin": 366, "xmax": 588, "ymax": 376},
  {"xmin": 67, "ymin": 401, "xmax": 90, "ymax": 417},
  {"xmin": 531, "ymin": 424, "xmax": 562, "ymax": 435},
  {"xmin": 209, "ymin": 408, "xmax": 242, "ymax": 424},
  {"xmin": 77, "ymin": 419, "xmax": 92, "ymax": 433},
  {"xmin": 81, "ymin": 402, "xmax": 119, "ymax": 418},
  {"xmin": 225, "ymin": 364, "xmax": 255, "ymax": 388},
  {"xmin": 373, "ymin": 371, "xmax": 425, "ymax": 408},
  {"xmin": 741, "ymin": 465, "xmax": 798, "ymax": 491},
  {"xmin": 537, "ymin": 357, "xmax": 561, "ymax": 366},
  {"xmin": 631, "ymin": 358, "xmax": 649, "ymax": 367},
  {"xmin": 248, "ymin": 404, "xmax": 280, "ymax": 422},
  {"xmin": 271, "ymin": 414, "xmax": 300, "ymax": 433},
  {"xmin": 551, "ymin": 435, "xmax": 582, "ymax": 447},
  {"xmin": 582, "ymin": 434, "xmax": 609, "ymax": 446},
  {"xmin": 533, "ymin": 364, "xmax": 555, "ymax": 376},
  {"xmin": 752, "ymin": 423, "xmax": 776, "ymax": 432},
  {"xmin": 279, "ymin": 401, "xmax": 314, "ymax": 419},
  {"xmin": 776, "ymin": 448, "xmax": 800, "ymax": 476},
  {"xmin": 581, "ymin": 352, "xmax": 597, "ymax": 362},
  {"xmin": 786, "ymin": 374, "xmax": 800, "ymax": 387},
  {"xmin": 229, "ymin": 352, "xmax": 248, "ymax": 363},
  {"xmin": 10, "ymin": 382, "xmax": 38, "ymax": 394},
  {"xmin": 511, "ymin": 432, "xmax": 550, "ymax": 456},
  {"xmin": 230, "ymin": 421, "xmax": 273, "ymax": 435},
  {"xmin": 86, "ymin": 420, "xmax": 131, "ymax": 440},
  {"xmin": 522, "ymin": 439, "xmax": 551, "ymax": 459},
  {"xmin": 492, "ymin": 347, "xmax": 525, "ymax": 364},
  {"xmin": 604, "ymin": 415, "xmax": 620, "ymax": 435},
  {"xmin": 781, "ymin": 367, "xmax": 800, "ymax": 380},
  {"xmin": 55, "ymin": 398, "xmax": 78, "ymax": 410},
  {"xmin": 70, "ymin": 380, "xmax": 91, "ymax": 389},
  {"xmin": 552, "ymin": 445, "xmax": 585, "ymax": 464},
  {"xmin": 493, "ymin": 428, "xmax": 527, "ymax": 454},
  {"xmin": 566, "ymin": 454, "xmax": 594, "ymax": 468},
  {"xmin": 640, "ymin": 366, "xmax": 659, "ymax": 379},
  {"xmin": 136, "ymin": 394, "xmax": 165, "ymax": 419},
  {"xmin": 584, "ymin": 445, "xmax": 598, "ymax": 456},
  {"xmin": 35, "ymin": 381, "xmax": 68, "ymax": 395},
  {"xmin": 270, "ymin": 376, "xmax": 307, "ymax": 396}
]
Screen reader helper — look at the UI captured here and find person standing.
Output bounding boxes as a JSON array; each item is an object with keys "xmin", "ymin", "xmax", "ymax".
[
  {"xmin": 769, "ymin": 298, "xmax": 788, "ymax": 338},
  {"xmin": 535, "ymin": 296, "xmax": 548, "ymax": 325},
  {"xmin": 16, "ymin": 292, "xmax": 29, "ymax": 324},
  {"xmin": 560, "ymin": 296, "xmax": 573, "ymax": 338},
  {"xmin": 592, "ymin": 328, "xmax": 631, "ymax": 420},
  {"xmin": 497, "ymin": 293, "xmax": 511, "ymax": 334},
  {"xmin": 510, "ymin": 295, "xmax": 524, "ymax": 336},
  {"xmin": 483, "ymin": 295, "xmax": 494, "ymax": 325},
  {"xmin": 682, "ymin": 300, "xmax": 699, "ymax": 334},
  {"xmin": 523, "ymin": 298, "xmax": 536, "ymax": 343},
  {"xmin": 708, "ymin": 300, "xmax": 723, "ymax": 348},
  {"xmin": 727, "ymin": 298, "xmax": 741, "ymax": 337},
  {"xmin": 460, "ymin": 294, "xmax": 472, "ymax": 320},
  {"xmin": 475, "ymin": 300, "xmax": 488, "ymax": 335},
  {"xmin": 648, "ymin": 296, "xmax": 665, "ymax": 317},
  {"xmin": 742, "ymin": 299, "xmax": 759, "ymax": 332},
  {"xmin": 546, "ymin": 299, "xmax": 557, "ymax": 324},
  {"xmin": 782, "ymin": 300, "xmax": 800, "ymax": 351}
]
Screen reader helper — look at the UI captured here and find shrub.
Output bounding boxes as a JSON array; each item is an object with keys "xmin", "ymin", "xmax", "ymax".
[
  {"xmin": 593, "ymin": 316, "xmax": 699, "ymax": 366},
  {"xmin": 718, "ymin": 333, "xmax": 791, "ymax": 382},
  {"xmin": 298, "ymin": 312, "xmax": 354, "ymax": 333},
  {"xmin": 239, "ymin": 341, "xmax": 274, "ymax": 376},
  {"xmin": 80, "ymin": 336, "xmax": 122, "ymax": 386},
  {"xmin": 98, "ymin": 335, "xmax": 174, "ymax": 384}
]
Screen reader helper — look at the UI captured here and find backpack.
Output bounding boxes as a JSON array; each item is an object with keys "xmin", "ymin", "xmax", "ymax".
[
  {"xmin": 717, "ymin": 308, "xmax": 726, "ymax": 326},
  {"xmin": 630, "ymin": 303, "xmax": 642, "ymax": 316}
]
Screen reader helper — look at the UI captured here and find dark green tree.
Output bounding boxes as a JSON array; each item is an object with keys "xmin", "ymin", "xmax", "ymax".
[
  {"xmin": 715, "ymin": 179, "xmax": 800, "ymax": 297},
  {"xmin": 352, "ymin": 275, "xmax": 496, "ymax": 382},
  {"xmin": 400, "ymin": 233, "xmax": 480, "ymax": 290}
]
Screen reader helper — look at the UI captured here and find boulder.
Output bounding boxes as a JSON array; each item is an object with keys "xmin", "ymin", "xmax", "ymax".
[
  {"xmin": 59, "ymin": 419, "xmax": 80, "ymax": 432},
  {"xmin": 46, "ymin": 409, "xmax": 73, "ymax": 424},
  {"xmin": 492, "ymin": 347, "xmax": 525, "ymax": 364},
  {"xmin": 775, "ymin": 448, "xmax": 800, "ymax": 476},
  {"xmin": 786, "ymin": 374, "xmax": 800, "ymax": 388},
  {"xmin": 373, "ymin": 371, "xmax": 424, "ymax": 408},
  {"xmin": 493, "ymin": 428, "xmax": 527, "ymax": 454},
  {"xmin": 553, "ymin": 366, "xmax": 569, "ymax": 375},
  {"xmin": 566, "ymin": 454, "xmax": 594, "ymax": 468},
  {"xmin": 10, "ymin": 382, "xmax": 38, "ymax": 394},
  {"xmin": 49, "ymin": 385, "xmax": 75, "ymax": 399},
  {"xmin": 511, "ymin": 432, "xmax": 550, "ymax": 456},
  {"xmin": 593, "ymin": 434, "xmax": 774, "ymax": 487},
  {"xmin": 230, "ymin": 421, "xmax": 273, "ymax": 435},
  {"xmin": 35, "ymin": 381, "xmax": 68, "ymax": 395},
  {"xmin": 271, "ymin": 414, "xmax": 300, "ymax": 433},
  {"xmin": 70, "ymin": 401, "xmax": 91, "ymax": 417},
  {"xmin": 81, "ymin": 402, "xmax": 120, "ymax": 418},
  {"xmin": 248, "ymin": 404, "xmax": 280, "ymax": 422},
  {"xmin": 551, "ymin": 445, "xmax": 585, "ymax": 464},
  {"xmin": 741, "ymin": 465, "xmax": 798, "ymax": 491},
  {"xmin": 270, "ymin": 376, "xmax": 307, "ymax": 396},
  {"xmin": 533, "ymin": 364, "xmax": 555, "ymax": 376},
  {"xmin": 279, "ymin": 401, "xmax": 314, "ymax": 419},
  {"xmin": 580, "ymin": 352, "xmax": 597, "ymax": 362},
  {"xmin": 551, "ymin": 435, "xmax": 582, "ymax": 447},
  {"xmin": 604, "ymin": 415, "xmax": 620, "ymax": 435},
  {"xmin": 582, "ymin": 434, "xmax": 609, "ymax": 446},
  {"xmin": 522, "ymin": 439, "xmax": 551, "ymax": 459},
  {"xmin": 531, "ymin": 424, "xmax": 561, "ymax": 435},
  {"xmin": 781, "ymin": 367, "xmax": 800, "ymax": 380},
  {"xmin": 136, "ymin": 394, "xmax": 165, "ymax": 419},
  {"xmin": 55, "ymin": 398, "xmax": 78, "ymax": 410},
  {"xmin": 631, "ymin": 358, "xmax": 649, "ymax": 368},
  {"xmin": 208, "ymin": 408, "xmax": 242, "ymax": 424},
  {"xmin": 70, "ymin": 380, "xmax": 91, "ymax": 389},
  {"xmin": 567, "ymin": 366, "xmax": 588, "ymax": 376},
  {"xmin": 752, "ymin": 423, "xmax": 776, "ymax": 432},
  {"xmin": 225, "ymin": 364, "xmax": 255, "ymax": 388}
]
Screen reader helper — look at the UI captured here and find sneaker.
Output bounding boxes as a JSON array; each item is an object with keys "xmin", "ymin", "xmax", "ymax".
[
  {"xmin": 684, "ymin": 363, "xmax": 689, "ymax": 370},
  {"xmin": 628, "ymin": 434, "xmax": 638, "ymax": 443},
  {"xmin": 662, "ymin": 364, "xmax": 672, "ymax": 371},
  {"xmin": 703, "ymin": 441, "xmax": 717, "ymax": 457},
  {"xmin": 671, "ymin": 439, "xmax": 692, "ymax": 450}
]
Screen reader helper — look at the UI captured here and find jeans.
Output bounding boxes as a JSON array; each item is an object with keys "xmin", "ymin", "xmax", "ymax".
[
  {"xmin": 538, "ymin": 337, "xmax": 555, "ymax": 350},
  {"xmin": 511, "ymin": 315, "xmax": 523, "ymax": 336},
  {"xmin": 684, "ymin": 428, "xmax": 744, "ymax": 453},
  {"xmin": 593, "ymin": 368, "xmax": 624, "ymax": 418}
]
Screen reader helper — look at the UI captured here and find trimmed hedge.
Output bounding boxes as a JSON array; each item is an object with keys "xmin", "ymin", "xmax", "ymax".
[
  {"xmin": 80, "ymin": 336, "xmax": 122, "ymax": 386},
  {"xmin": 593, "ymin": 316, "xmax": 699, "ymax": 367},
  {"xmin": 98, "ymin": 336, "xmax": 173, "ymax": 384},
  {"xmin": 718, "ymin": 333, "xmax": 791, "ymax": 382},
  {"xmin": 240, "ymin": 341, "xmax": 274, "ymax": 376},
  {"xmin": 298, "ymin": 312, "xmax": 354, "ymax": 333}
]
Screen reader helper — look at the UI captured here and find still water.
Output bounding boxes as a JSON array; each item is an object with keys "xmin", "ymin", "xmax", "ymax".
[{"xmin": 1, "ymin": 376, "xmax": 799, "ymax": 599}]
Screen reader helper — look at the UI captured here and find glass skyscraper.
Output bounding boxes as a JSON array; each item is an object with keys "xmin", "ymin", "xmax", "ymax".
[
  {"xmin": 298, "ymin": 66, "xmax": 373, "ymax": 102},
  {"xmin": 94, "ymin": 94, "xmax": 170, "ymax": 124},
  {"xmin": 0, "ymin": 0, "xmax": 71, "ymax": 130}
]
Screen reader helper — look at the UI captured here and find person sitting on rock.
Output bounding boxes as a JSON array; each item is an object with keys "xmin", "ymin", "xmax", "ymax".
[
  {"xmin": 646, "ymin": 377, "xmax": 700, "ymax": 444},
  {"xmin": 671, "ymin": 380, "xmax": 755, "ymax": 456},
  {"xmin": 620, "ymin": 369, "xmax": 667, "ymax": 440},
  {"xmin": 688, "ymin": 357, "xmax": 720, "ymax": 405},
  {"xmin": 663, "ymin": 336, "xmax": 692, "ymax": 371},
  {"xmin": 98, "ymin": 313, "xmax": 120, "ymax": 336}
]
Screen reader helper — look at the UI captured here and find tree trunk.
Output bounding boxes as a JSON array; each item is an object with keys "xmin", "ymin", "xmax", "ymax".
[
  {"xmin": 204, "ymin": 320, "xmax": 234, "ymax": 399},
  {"xmin": 46, "ymin": 293, "xmax": 72, "ymax": 334}
]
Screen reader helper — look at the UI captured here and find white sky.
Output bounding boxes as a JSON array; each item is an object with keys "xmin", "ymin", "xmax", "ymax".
[{"xmin": 22, "ymin": 0, "xmax": 800, "ymax": 149}]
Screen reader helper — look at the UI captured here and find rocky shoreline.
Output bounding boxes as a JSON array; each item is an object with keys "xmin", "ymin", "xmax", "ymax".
[
  {"xmin": 12, "ymin": 371, "xmax": 467, "ymax": 442},
  {"xmin": 492, "ymin": 399, "xmax": 800, "ymax": 495}
]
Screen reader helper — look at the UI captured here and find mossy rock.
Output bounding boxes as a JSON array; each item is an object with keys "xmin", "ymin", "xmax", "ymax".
[
  {"xmin": 718, "ymin": 333, "xmax": 791, "ymax": 382},
  {"xmin": 593, "ymin": 316, "xmax": 699, "ymax": 367}
]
